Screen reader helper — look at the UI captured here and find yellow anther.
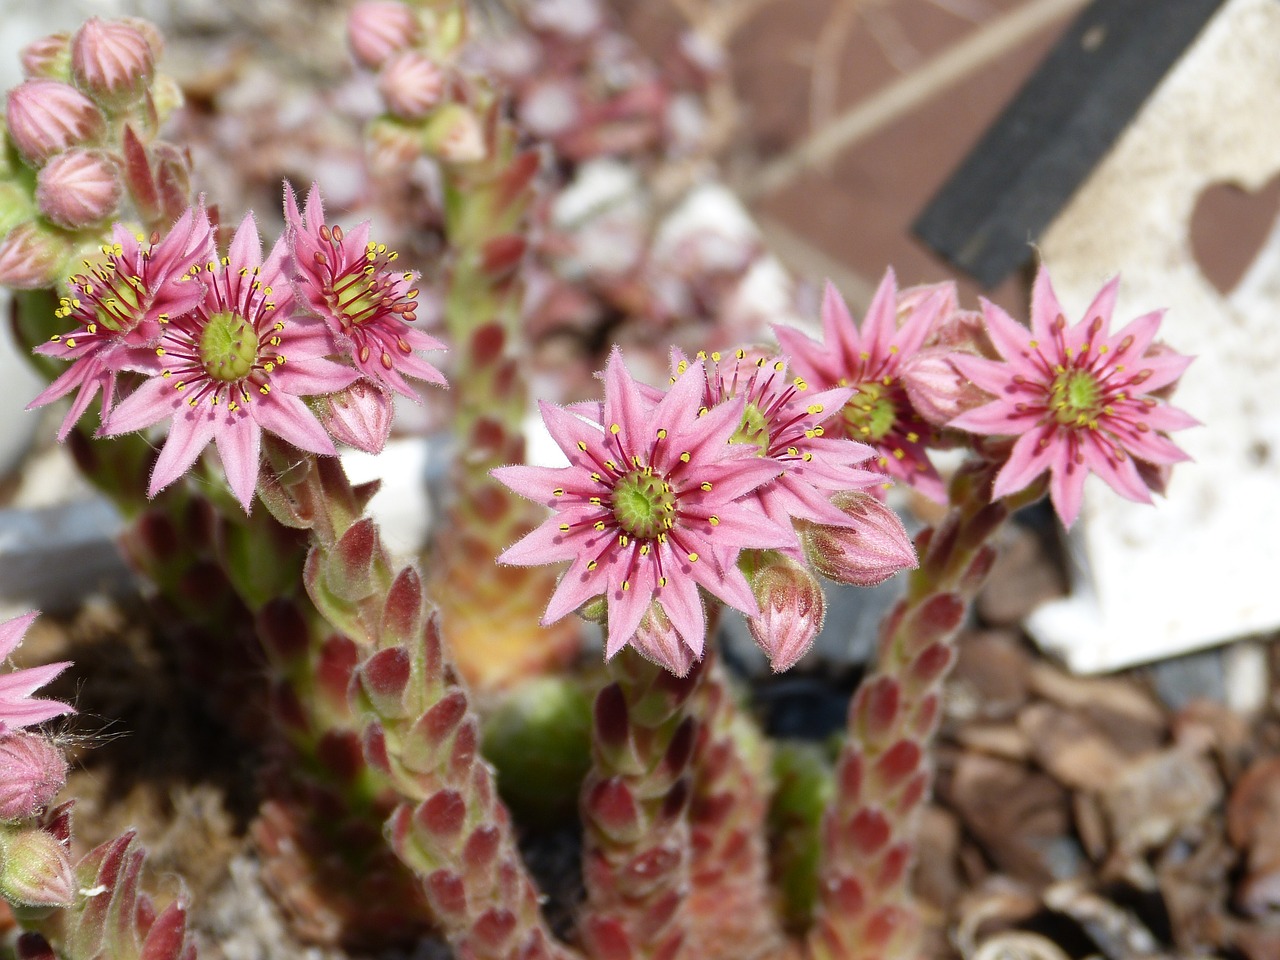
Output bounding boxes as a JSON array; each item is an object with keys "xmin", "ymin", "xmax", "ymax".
[
  {"xmin": 610, "ymin": 423, "xmax": 621, "ymax": 434},
  {"xmin": 700, "ymin": 481, "xmax": 712, "ymax": 491},
  {"xmin": 553, "ymin": 488, "xmax": 565, "ymax": 497},
  {"xmin": 680, "ymin": 452, "xmax": 691, "ymax": 462},
  {"xmin": 559, "ymin": 523, "xmax": 570, "ymax": 532},
  {"xmin": 688, "ymin": 552, "xmax": 699, "ymax": 563},
  {"xmin": 708, "ymin": 516, "xmax": 719, "ymax": 526}
]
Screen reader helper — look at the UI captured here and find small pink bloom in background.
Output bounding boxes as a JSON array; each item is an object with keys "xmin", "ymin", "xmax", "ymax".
[
  {"xmin": 0, "ymin": 612, "xmax": 73, "ymax": 737},
  {"xmin": 286, "ymin": 183, "xmax": 446, "ymax": 399},
  {"xmin": 5, "ymin": 79, "xmax": 106, "ymax": 165},
  {"xmin": 348, "ymin": 0, "xmax": 420, "ymax": 69},
  {"xmin": 949, "ymin": 268, "xmax": 1196, "ymax": 528},
  {"xmin": 494, "ymin": 348, "xmax": 793, "ymax": 664},
  {"xmin": 70, "ymin": 17, "xmax": 154, "ymax": 104},
  {"xmin": 29, "ymin": 207, "xmax": 215, "ymax": 440},
  {"xmin": 35, "ymin": 148, "xmax": 122, "ymax": 229},
  {"xmin": 687, "ymin": 349, "xmax": 882, "ymax": 538},
  {"xmin": 101, "ymin": 213, "xmax": 358, "ymax": 510},
  {"xmin": 378, "ymin": 51, "xmax": 444, "ymax": 121},
  {"xmin": 774, "ymin": 272, "xmax": 950, "ymax": 503}
]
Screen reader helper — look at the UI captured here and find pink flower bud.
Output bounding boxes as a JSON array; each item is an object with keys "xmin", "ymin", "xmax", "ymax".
[
  {"xmin": 423, "ymin": 103, "xmax": 486, "ymax": 164},
  {"xmin": 35, "ymin": 149, "xmax": 122, "ymax": 229},
  {"xmin": 747, "ymin": 554, "xmax": 825, "ymax": 673},
  {"xmin": 20, "ymin": 34, "xmax": 71, "ymax": 82},
  {"xmin": 121, "ymin": 17, "xmax": 165, "ymax": 62},
  {"xmin": 0, "ymin": 734, "xmax": 67, "ymax": 821},
  {"xmin": 378, "ymin": 51, "xmax": 444, "ymax": 120},
  {"xmin": 0, "ymin": 222, "xmax": 73, "ymax": 289},
  {"xmin": 901, "ymin": 347, "xmax": 990, "ymax": 428},
  {"xmin": 6, "ymin": 80, "xmax": 106, "ymax": 165},
  {"xmin": 348, "ymin": 1, "xmax": 420, "ymax": 69},
  {"xmin": 629, "ymin": 603, "xmax": 697, "ymax": 677},
  {"xmin": 803, "ymin": 492, "xmax": 917, "ymax": 587},
  {"xmin": 0, "ymin": 826, "xmax": 75, "ymax": 907},
  {"xmin": 320, "ymin": 380, "xmax": 393, "ymax": 454},
  {"xmin": 70, "ymin": 18, "xmax": 155, "ymax": 106}
]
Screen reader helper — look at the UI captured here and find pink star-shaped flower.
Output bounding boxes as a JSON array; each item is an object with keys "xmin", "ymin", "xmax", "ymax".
[
  {"xmin": 949, "ymin": 268, "xmax": 1196, "ymax": 527},
  {"xmin": 28, "ymin": 206, "xmax": 214, "ymax": 439},
  {"xmin": 773, "ymin": 271, "xmax": 950, "ymax": 502},
  {"xmin": 101, "ymin": 213, "xmax": 359, "ymax": 510},
  {"xmin": 493, "ymin": 348, "xmax": 794, "ymax": 665},
  {"xmin": 681, "ymin": 348, "xmax": 883, "ymax": 540},
  {"xmin": 285, "ymin": 182, "xmax": 446, "ymax": 399}
]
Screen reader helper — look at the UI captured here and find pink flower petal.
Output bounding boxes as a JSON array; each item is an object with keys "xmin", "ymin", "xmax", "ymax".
[
  {"xmin": 250, "ymin": 391, "xmax": 336, "ymax": 456},
  {"xmin": 150, "ymin": 405, "xmax": 217, "ymax": 497},
  {"xmin": 214, "ymin": 415, "xmax": 263, "ymax": 511}
]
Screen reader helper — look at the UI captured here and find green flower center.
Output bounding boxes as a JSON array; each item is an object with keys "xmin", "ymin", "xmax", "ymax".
[
  {"xmin": 612, "ymin": 470, "xmax": 676, "ymax": 540},
  {"xmin": 199, "ymin": 311, "xmax": 259, "ymax": 382},
  {"xmin": 730, "ymin": 402, "xmax": 771, "ymax": 455},
  {"xmin": 1050, "ymin": 369, "xmax": 1102, "ymax": 426},
  {"xmin": 841, "ymin": 380, "xmax": 897, "ymax": 442}
]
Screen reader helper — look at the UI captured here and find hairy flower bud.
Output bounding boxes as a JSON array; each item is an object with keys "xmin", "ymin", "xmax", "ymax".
[
  {"xmin": 348, "ymin": 1, "xmax": 420, "ymax": 69},
  {"xmin": 901, "ymin": 348, "xmax": 989, "ymax": 428},
  {"xmin": 422, "ymin": 103, "xmax": 485, "ymax": 163},
  {"xmin": 0, "ymin": 222, "xmax": 73, "ymax": 289},
  {"xmin": 629, "ymin": 602, "xmax": 697, "ymax": 677},
  {"xmin": 746, "ymin": 553, "xmax": 825, "ymax": 673},
  {"xmin": 70, "ymin": 18, "xmax": 155, "ymax": 106},
  {"xmin": 378, "ymin": 51, "xmax": 444, "ymax": 120},
  {"xmin": 320, "ymin": 379, "xmax": 393, "ymax": 454},
  {"xmin": 0, "ymin": 734, "xmax": 67, "ymax": 821},
  {"xmin": 20, "ymin": 34, "xmax": 71, "ymax": 82},
  {"xmin": 6, "ymin": 80, "xmax": 106, "ymax": 165},
  {"xmin": 0, "ymin": 826, "xmax": 74, "ymax": 907},
  {"xmin": 35, "ymin": 148, "xmax": 121, "ymax": 229},
  {"xmin": 803, "ymin": 492, "xmax": 917, "ymax": 587}
]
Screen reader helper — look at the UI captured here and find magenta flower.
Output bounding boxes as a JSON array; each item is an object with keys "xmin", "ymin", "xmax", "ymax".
[
  {"xmin": 774, "ymin": 272, "xmax": 950, "ymax": 502},
  {"xmin": 493, "ymin": 348, "xmax": 793, "ymax": 662},
  {"xmin": 948, "ymin": 269, "xmax": 1196, "ymax": 527},
  {"xmin": 0, "ymin": 612, "xmax": 73, "ymax": 737},
  {"xmin": 285, "ymin": 183, "xmax": 446, "ymax": 399},
  {"xmin": 28, "ymin": 207, "xmax": 215, "ymax": 440},
  {"xmin": 101, "ymin": 213, "xmax": 359, "ymax": 510},
  {"xmin": 687, "ymin": 349, "xmax": 883, "ymax": 538}
]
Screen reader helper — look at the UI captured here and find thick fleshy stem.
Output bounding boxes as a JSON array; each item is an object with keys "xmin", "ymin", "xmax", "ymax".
[
  {"xmin": 354, "ymin": 608, "xmax": 581, "ymax": 960},
  {"xmin": 807, "ymin": 449, "xmax": 1046, "ymax": 960},
  {"xmin": 685, "ymin": 655, "xmax": 786, "ymax": 959},
  {"xmin": 578, "ymin": 646, "xmax": 704, "ymax": 960},
  {"xmin": 260, "ymin": 439, "xmax": 576, "ymax": 959},
  {"xmin": 356, "ymin": 0, "xmax": 580, "ymax": 692}
]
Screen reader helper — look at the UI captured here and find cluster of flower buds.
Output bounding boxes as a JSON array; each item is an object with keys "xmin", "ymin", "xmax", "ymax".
[
  {"xmin": 0, "ymin": 17, "xmax": 189, "ymax": 289},
  {"xmin": 348, "ymin": 1, "xmax": 484, "ymax": 168},
  {"xmin": 29, "ymin": 183, "xmax": 446, "ymax": 510}
]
